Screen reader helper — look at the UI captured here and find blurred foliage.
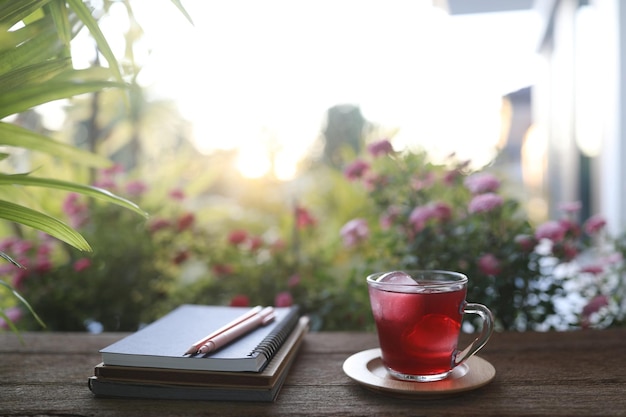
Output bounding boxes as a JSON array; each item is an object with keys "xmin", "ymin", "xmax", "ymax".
[
  {"xmin": 4, "ymin": 141, "xmax": 625, "ymax": 332},
  {"xmin": 335, "ymin": 142, "xmax": 625, "ymax": 331},
  {"xmin": 0, "ymin": 0, "xmax": 192, "ymax": 332},
  {"xmin": 1, "ymin": 1, "xmax": 624, "ymax": 333}
]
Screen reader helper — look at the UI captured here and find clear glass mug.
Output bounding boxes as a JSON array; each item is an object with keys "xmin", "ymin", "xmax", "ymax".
[{"xmin": 367, "ymin": 270, "xmax": 494, "ymax": 382}]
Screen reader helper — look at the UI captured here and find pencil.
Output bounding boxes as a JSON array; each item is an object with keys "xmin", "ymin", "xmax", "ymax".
[
  {"xmin": 184, "ymin": 305, "xmax": 263, "ymax": 355},
  {"xmin": 197, "ymin": 306, "xmax": 275, "ymax": 354}
]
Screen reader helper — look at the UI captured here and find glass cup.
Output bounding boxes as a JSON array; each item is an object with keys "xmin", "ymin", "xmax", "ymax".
[{"xmin": 367, "ymin": 270, "xmax": 494, "ymax": 382}]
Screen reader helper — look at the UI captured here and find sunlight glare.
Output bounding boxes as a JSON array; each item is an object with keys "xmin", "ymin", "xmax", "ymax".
[
  {"xmin": 124, "ymin": 1, "xmax": 541, "ymax": 178},
  {"xmin": 236, "ymin": 146, "xmax": 272, "ymax": 179}
]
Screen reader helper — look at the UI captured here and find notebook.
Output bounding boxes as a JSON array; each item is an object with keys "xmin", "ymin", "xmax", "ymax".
[
  {"xmin": 88, "ymin": 316, "xmax": 310, "ymax": 402},
  {"xmin": 93, "ymin": 316, "xmax": 309, "ymax": 388},
  {"xmin": 99, "ymin": 304, "xmax": 300, "ymax": 372}
]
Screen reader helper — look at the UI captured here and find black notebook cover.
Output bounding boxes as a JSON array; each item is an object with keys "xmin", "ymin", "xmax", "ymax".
[{"xmin": 99, "ymin": 304, "xmax": 300, "ymax": 372}]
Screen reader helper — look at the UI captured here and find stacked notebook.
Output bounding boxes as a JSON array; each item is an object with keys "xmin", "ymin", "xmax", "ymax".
[{"xmin": 88, "ymin": 304, "xmax": 308, "ymax": 402}]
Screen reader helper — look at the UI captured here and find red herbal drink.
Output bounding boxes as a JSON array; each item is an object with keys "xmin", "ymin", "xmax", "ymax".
[{"xmin": 367, "ymin": 270, "xmax": 493, "ymax": 382}]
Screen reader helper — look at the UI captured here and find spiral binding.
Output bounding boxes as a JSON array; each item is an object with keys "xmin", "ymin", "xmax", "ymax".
[{"xmin": 248, "ymin": 306, "xmax": 300, "ymax": 360}]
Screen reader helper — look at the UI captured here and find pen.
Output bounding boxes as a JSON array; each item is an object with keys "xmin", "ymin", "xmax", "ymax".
[
  {"xmin": 197, "ymin": 306, "xmax": 276, "ymax": 355},
  {"xmin": 184, "ymin": 305, "xmax": 263, "ymax": 355}
]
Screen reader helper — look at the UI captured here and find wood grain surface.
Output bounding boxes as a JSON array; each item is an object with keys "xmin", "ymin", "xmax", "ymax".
[{"xmin": 1, "ymin": 328, "xmax": 625, "ymax": 416}]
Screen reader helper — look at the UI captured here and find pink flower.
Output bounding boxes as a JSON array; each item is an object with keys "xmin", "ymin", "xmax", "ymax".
[
  {"xmin": 584, "ymin": 214, "xmax": 607, "ymax": 235},
  {"xmin": 62, "ymin": 194, "xmax": 89, "ymax": 228},
  {"xmin": 442, "ymin": 169, "xmax": 461, "ymax": 186},
  {"xmin": 477, "ymin": 253, "xmax": 502, "ymax": 276},
  {"xmin": 343, "ymin": 159, "xmax": 370, "ymax": 180},
  {"xmin": 464, "ymin": 173, "xmax": 501, "ymax": 194},
  {"xmin": 581, "ymin": 295, "xmax": 610, "ymax": 328},
  {"xmin": 11, "ymin": 268, "xmax": 28, "ymax": 289},
  {"xmin": 558, "ymin": 201, "xmax": 582, "ymax": 214},
  {"xmin": 125, "ymin": 180, "xmax": 148, "ymax": 196},
  {"xmin": 287, "ymin": 274, "xmax": 301, "ymax": 288},
  {"xmin": 229, "ymin": 295, "xmax": 250, "ymax": 307},
  {"xmin": 468, "ymin": 193, "xmax": 503, "ymax": 214},
  {"xmin": 582, "ymin": 295, "xmax": 609, "ymax": 316},
  {"xmin": 35, "ymin": 258, "xmax": 52, "ymax": 274},
  {"xmin": 228, "ymin": 229, "xmax": 248, "ymax": 246},
  {"xmin": 212, "ymin": 263, "xmax": 234, "ymax": 276},
  {"xmin": 559, "ymin": 218, "xmax": 581, "ymax": 238},
  {"xmin": 340, "ymin": 218, "xmax": 369, "ymax": 247},
  {"xmin": 409, "ymin": 205, "xmax": 434, "ymax": 232},
  {"xmin": 295, "ymin": 205, "xmax": 317, "ymax": 229},
  {"xmin": 101, "ymin": 164, "xmax": 124, "ymax": 176},
  {"xmin": 535, "ymin": 221, "xmax": 567, "ymax": 242},
  {"xmin": 432, "ymin": 202, "xmax": 452, "ymax": 221},
  {"xmin": 363, "ymin": 173, "xmax": 389, "ymax": 191},
  {"xmin": 172, "ymin": 250, "xmax": 190, "ymax": 265},
  {"xmin": 37, "ymin": 243, "xmax": 53, "ymax": 257},
  {"xmin": 555, "ymin": 242, "xmax": 579, "ymax": 261},
  {"xmin": 0, "ymin": 307, "xmax": 22, "ymax": 329},
  {"xmin": 148, "ymin": 218, "xmax": 172, "ymax": 233},
  {"xmin": 380, "ymin": 206, "xmax": 401, "ymax": 230},
  {"xmin": 169, "ymin": 188, "xmax": 185, "ymax": 201},
  {"xmin": 248, "ymin": 236, "xmax": 263, "ymax": 251},
  {"xmin": 580, "ymin": 264, "xmax": 604, "ymax": 275},
  {"xmin": 92, "ymin": 177, "xmax": 117, "ymax": 190},
  {"xmin": 270, "ymin": 238, "xmax": 286, "ymax": 253},
  {"xmin": 177, "ymin": 212, "xmax": 195, "ymax": 231},
  {"xmin": 411, "ymin": 172, "xmax": 435, "ymax": 191},
  {"xmin": 274, "ymin": 291, "xmax": 293, "ymax": 307},
  {"xmin": 0, "ymin": 237, "xmax": 19, "ymax": 252},
  {"xmin": 514, "ymin": 234, "xmax": 536, "ymax": 252},
  {"xmin": 367, "ymin": 139, "xmax": 394, "ymax": 157},
  {"xmin": 408, "ymin": 202, "xmax": 451, "ymax": 232},
  {"xmin": 73, "ymin": 258, "xmax": 91, "ymax": 272}
]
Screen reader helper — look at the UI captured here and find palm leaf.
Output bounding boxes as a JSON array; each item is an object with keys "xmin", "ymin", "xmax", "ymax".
[
  {"xmin": 0, "ymin": 79, "xmax": 124, "ymax": 120},
  {"xmin": 0, "ymin": 0, "xmax": 52, "ymax": 29},
  {"xmin": 0, "ymin": 18, "xmax": 61, "ymax": 75},
  {"xmin": 66, "ymin": 0, "xmax": 122, "ymax": 82},
  {"xmin": 0, "ymin": 122, "xmax": 111, "ymax": 167},
  {"xmin": 0, "ymin": 280, "xmax": 46, "ymax": 329},
  {"xmin": 169, "ymin": 0, "xmax": 194, "ymax": 25},
  {"xmin": 0, "ymin": 58, "xmax": 71, "ymax": 91},
  {"xmin": 0, "ymin": 200, "xmax": 91, "ymax": 251},
  {"xmin": 0, "ymin": 174, "xmax": 149, "ymax": 217}
]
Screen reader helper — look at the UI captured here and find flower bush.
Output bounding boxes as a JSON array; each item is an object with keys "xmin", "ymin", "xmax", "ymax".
[
  {"xmin": 338, "ymin": 139, "xmax": 626, "ymax": 331},
  {"xmin": 0, "ymin": 166, "xmax": 361, "ymax": 331},
  {"xmin": 0, "ymin": 167, "xmax": 192, "ymax": 331},
  {"xmin": 2, "ymin": 140, "xmax": 625, "ymax": 332}
]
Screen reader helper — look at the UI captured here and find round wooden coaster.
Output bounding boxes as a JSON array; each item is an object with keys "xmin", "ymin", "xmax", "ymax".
[{"xmin": 343, "ymin": 348, "xmax": 495, "ymax": 399}]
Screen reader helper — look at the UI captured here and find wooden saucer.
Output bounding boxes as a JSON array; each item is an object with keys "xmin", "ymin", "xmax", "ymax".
[{"xmin": 342, "ymin": 348, "xmax": 495, "ymax": 399}]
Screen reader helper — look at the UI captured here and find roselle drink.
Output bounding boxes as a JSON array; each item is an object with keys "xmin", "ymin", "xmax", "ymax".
[
  {"xmin": 367, "ymin": 270, "xmax": 494, "ymax": 382},
  {"xmin": 369, "ymin": 284, "xmax": 465, "ymax": 377}
]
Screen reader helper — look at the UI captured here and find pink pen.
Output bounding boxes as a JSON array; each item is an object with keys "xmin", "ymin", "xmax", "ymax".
[
  {"xmin": 197, "ymin": 307, "xmax": 276, "ymax": 355},
  {"xmin": 184, "ymin": 306, "xmax": 263, "ymax": 355}
]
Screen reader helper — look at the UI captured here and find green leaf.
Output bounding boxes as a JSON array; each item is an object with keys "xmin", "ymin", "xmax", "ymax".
[
  {"xmin": 0, "ymin": 79, "xmax": 125, "ymax": 119},
  {"xmin": 0, "ymin": 18, "xmax": 61, "ymax": 76},
  {"xmin": 0, "ymin": 199, "xmax": 91, "ymax": 251},
  {"xmin": 0, "ymin": 58, "xmax": 71, "ymax": 92},
  {"xmin": 66, "ymin": 0, "xmax": 122, "ymax": 82},
  {"xmin": 0, "ymin": 174, "xmax": 149, "ymax": 218},
  {"xmin": 0, "ymin": 0, "xmax": 52, "ymax": 29},
  {"xmin": 0, "ymin": 122, "xmax": 110, "ymax": 167},
  {"xmin": 0, "ymin": 251, "xmax": 22, "ymax": 268},
  {"xmin": 0, "ymin": 280, "xmax": 46, "ymax": 329},
  {"xmin": 169, "ymin": 0, "xmax": 194, "ymax": 25},
  {"xmin": 45, "ymin": 0, "xmax": 71, "ymax": 53}
]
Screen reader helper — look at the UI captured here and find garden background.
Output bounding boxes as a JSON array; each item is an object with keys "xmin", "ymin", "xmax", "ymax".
[{"xmin": 1, "ymin": 0, "xmax": 624, "ymax": 333}]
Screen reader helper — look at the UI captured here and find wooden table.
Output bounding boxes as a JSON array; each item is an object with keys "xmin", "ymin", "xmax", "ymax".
[{"xmin": 1, "ymin": 328, "xmax": 625, "ymax": 416}]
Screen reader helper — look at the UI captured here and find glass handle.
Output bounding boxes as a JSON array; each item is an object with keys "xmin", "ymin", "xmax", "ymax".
[{"xmin": 454, "ymin": 302, "xmax": 494, "ymax": 366}]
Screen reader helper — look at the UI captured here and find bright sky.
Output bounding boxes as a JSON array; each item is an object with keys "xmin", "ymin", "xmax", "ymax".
[{"xmin": 72, "ymin": 0, "xmax": 543, "ymax": 179}]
